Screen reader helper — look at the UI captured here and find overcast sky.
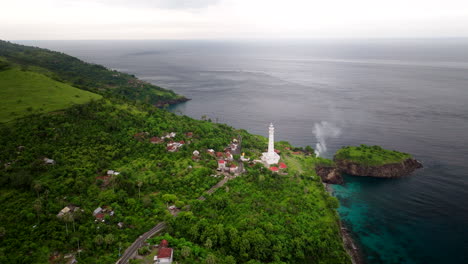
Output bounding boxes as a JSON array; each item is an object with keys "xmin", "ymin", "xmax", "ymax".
[{"xmin": 2, "ymin": 0, "xmax": 468, "ymax": 40}]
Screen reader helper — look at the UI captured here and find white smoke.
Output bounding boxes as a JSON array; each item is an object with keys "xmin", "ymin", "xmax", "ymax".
[{"xmin": 313, "ymin": 121, "xmax": 341, "ymax": 157}]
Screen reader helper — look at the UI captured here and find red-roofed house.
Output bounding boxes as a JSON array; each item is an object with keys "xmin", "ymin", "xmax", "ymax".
[
  {"xmin": 150, "ymin": 137, "xmax": 163, "ymax": 144},
  {"xmin": 279, "ymin": 162, "xmax": 287, "ymax": 169},
  {"xmin": 217, "ymin": 160, "xmax": 226, "ymax": 170},
  {"xmin": 269, "ymin": 166, "xmax": 279, "ymax": 172},
  {"xmin": 155, "ymin": 248, "xmax": 173, "ymax": 263},
  {"xmin": 95, "ymin": 213, "xmax": 105, "ymax": 222},
  {"xmin": 155, "ymin": 240, "xmax": 173, "ymax": 263},
  {"xmin": 216, "ymin": 152, "xmax": 224, "ymax": 158},
  {"xmin": 230, "ymin": 164, "xmax": 238, "ymax": 174}
]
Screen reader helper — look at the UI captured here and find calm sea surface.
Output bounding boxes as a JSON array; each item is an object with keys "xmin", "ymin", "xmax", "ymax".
[{"xmin": 20, "ymin": 39, "xmax": 468, "ymax": 263}]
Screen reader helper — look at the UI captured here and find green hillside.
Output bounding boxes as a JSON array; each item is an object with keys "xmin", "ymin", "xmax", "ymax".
[
  {"xmin": 0, "ymin": 40, "xmax": 187, "ymax": 105},
  {"xmin": 0, "ymin": 68, "xmax": 101, "ymax": 123},
  {"xmin": 0, "ymin": 41, "xmax": 350, "ymax": 264},
  {"xmin": 0, "ymin": 100, "xmax": 350, "ymax": 264}
]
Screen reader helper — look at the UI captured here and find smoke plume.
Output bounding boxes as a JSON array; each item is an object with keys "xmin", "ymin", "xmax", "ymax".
[{"xmin": 313, "ymin": 121, "xmax": 341, "ymax": 157}]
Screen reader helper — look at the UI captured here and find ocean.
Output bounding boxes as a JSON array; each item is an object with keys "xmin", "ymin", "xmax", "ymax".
[{"xmin": 19, "ymin": 39, "xmax": 468, "ymax": 263}]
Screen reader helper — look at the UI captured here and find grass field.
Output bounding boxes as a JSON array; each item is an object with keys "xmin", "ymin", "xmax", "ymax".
[{"xmin": 0, "ymin": 68, "xmax": 102, "ymax": 123}]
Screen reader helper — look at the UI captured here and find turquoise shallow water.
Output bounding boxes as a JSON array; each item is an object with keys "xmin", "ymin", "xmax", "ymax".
[{"xmin": 20, "ymin": 39, "xmax": 468, "ymax": 263}]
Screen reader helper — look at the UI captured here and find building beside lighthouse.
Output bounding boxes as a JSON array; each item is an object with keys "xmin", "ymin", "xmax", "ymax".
[{"xmin": 261, "ymin": 123, "xmax": 280, "ymax": 165}]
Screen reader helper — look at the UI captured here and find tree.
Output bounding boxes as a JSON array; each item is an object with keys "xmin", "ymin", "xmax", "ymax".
[
  {"xmin": 32, "ymin": 181, "xmax": 43, "ymax": 198},
  {"xmin": 181, "ymin": 246, "xmax": 191, "ymax": 258},
  {"xmin": 104, "ymin": 234, "xmax": 115, "ymax": 247},
  {"xmin": 94, "ymin": 234, "xmax": 104, "ymax": 246},
  {"xmin": 162, "ymin": 194, "xmax": 177, "ymax": 204},
  {"xmin": 205, "ymin": 254, "xmax": 216, "ymax": 264},
  {"xmin": 204, "ymin": 238, "xmax": 213, "ymax": 249},
  {"xmin": 62, "ymin": 212, "xmax": 74, "ymax": 235},
  {"xmin": 137, "ymin": 181, "xmax": 143, "ymax": 200},
  {"xmin": 33, "ymin": 198, "xmax": 42, "ymax": 219}
]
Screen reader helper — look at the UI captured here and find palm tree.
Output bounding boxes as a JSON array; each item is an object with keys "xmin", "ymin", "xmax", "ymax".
[
  {"xmin": 33, "ymin": 181, "xmax": 42, "ymax": 198},
  {"xmin": 62, "ymin": 212, "xmax": 74, "ymax": 235},
  {"xmin": 137, "ymin": 181, "xmax": 143, "ymax": 200}
]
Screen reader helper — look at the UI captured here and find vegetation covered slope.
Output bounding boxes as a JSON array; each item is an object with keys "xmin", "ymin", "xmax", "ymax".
[
  {"xmin": 0, "ymin": 100, "xmax": 349, "ymax": 263},
  {"xmin": 335, "ymin": 144, "xmax": 412, "ymax": 166},
  {"xmin": 0, "ymin": 68, "xmax": 101, "ymax": 123},
  {"xmin": 0, "ymin": 40, "xmax": 186, "ymax": 105}
]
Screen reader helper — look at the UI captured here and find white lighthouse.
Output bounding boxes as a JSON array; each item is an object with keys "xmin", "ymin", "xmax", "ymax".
[{"xmin": 261, "ymin": 123, "xmax": 280, "ymax": 165}]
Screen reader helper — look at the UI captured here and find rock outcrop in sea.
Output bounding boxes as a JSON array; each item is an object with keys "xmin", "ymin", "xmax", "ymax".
[{"xmin": 316, "ymin": 158, "xmax": 423, "ymax": 185}]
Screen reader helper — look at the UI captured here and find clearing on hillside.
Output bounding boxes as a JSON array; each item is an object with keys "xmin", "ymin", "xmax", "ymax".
[{"xmin": 0, "ymin": 68, "xmax": 101, "ymax": 122}]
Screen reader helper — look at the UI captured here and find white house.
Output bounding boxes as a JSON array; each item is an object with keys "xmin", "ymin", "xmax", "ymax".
[{"xmin": 93, "ymin": 207, "xmax": 103, "ymax": 216}]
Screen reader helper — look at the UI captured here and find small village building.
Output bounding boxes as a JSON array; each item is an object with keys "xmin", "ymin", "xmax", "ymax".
[
  {"xmin": 186, "ymin": 132, "xmax": 193, "ymax": 138},
  {"xmin": 57, "ymin": 206, "xmax": 71, "ymax": 218},
  {"xmin": 133, "ymin": 132, "xmax": 149, "ymax": 141},
  {"xmin": 43, "ymin": 158, "xmax": 55, "ymax": 165},
  {"xmin": 230, "ymin": 164, "xmax": 238, "ymax": 174},
  {"xmin": 57, "ymin": 205, "xmax": 79, "ymax": 218},
  {"xmin": 279, "ymin": 162, "xmax": 287, "ymax": 169},
  {"xmin": 207, "ymin": 149, "xmax": 215, "ymax": 155},
  {"xmin": 150, "ymin": 137, "xmax": 163, "ymax": 144},
  {"xmin": 217, "ymin": 160, "xmax": 226, "ymax": 170},
  {"xmin": 193, "ymin": 150, "xmax": 200, "ymax": 156},
  {"xmin": 107, "ymin": 170, "xmax": 120, "ymax": 176},
  {"xmin": 269, "ymin": 166, "xmax": 279, "ymax": 172},
  {"xmin": 117, "ymin": 222, "xmax": 124, "ymax": 228},
  {"xmin": 95, "ymin": 213, "xmax": 105, "ymax": 222},
  {"xmin": 225, "ymin": 151, "xmax": 233, "ymax": 161},
  {"xmin": 93, "ymin": 207, "xmax": 103, "ymax": 216},
  {"xmin": 167, "ymin": 145, "xmax": 177, "ymax": 152},
  {"xmin": 154, "ymin": 240, "xmax": 173, "ymax": 264}
]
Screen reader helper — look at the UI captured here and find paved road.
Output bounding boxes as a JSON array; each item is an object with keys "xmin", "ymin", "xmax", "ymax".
[{"xmin": 116, "ymin": 222, "xmax": 166, "ymax": 264}]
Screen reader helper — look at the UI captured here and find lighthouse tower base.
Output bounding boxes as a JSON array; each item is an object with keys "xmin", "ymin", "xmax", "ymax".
[{"xmin": 261, "ymin": 152, "xmax": 280, "ymax": 165}]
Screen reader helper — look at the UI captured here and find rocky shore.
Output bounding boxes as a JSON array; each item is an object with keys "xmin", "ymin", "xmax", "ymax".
[
  {"xmin": 316, "ymin": 166, "xmax": 343, "ymax": 184},
  {"xmin": 154, "ymin": 97, "xmax": 191, "ymax": 107},
  {"xmin": 323, "ymin": 183, "xmax": 364, "ymax": 264}
]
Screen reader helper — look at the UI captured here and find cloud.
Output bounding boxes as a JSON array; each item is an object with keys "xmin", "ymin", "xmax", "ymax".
[{"xmin": 76, "ymin": 0, "xmax": 221, "ymax": 9}]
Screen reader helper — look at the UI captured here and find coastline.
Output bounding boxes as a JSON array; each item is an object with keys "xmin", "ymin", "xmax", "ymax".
[{"xmin": 324, "ymin": 183, "xmax": 364, "ymax": 264}]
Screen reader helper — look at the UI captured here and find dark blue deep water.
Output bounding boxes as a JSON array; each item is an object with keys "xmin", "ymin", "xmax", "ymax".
[{"xmin": 21, "ymin": 39, "xmax": 468, "ymax": 263}]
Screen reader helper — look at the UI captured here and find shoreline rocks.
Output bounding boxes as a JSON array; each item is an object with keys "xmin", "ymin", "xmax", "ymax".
[
  {"xmin": 154, "ymin": 97, "xmax": 191, "ymax": 107},
  {"xmin": 315, "ymin": 166, "xmax": 344, "ymax": 184}
]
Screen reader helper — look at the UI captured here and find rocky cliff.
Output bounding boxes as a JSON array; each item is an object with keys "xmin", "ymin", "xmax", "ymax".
[{"xmin": 335, "ymin": 158, "xmax": 423, "ymax": 178}]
